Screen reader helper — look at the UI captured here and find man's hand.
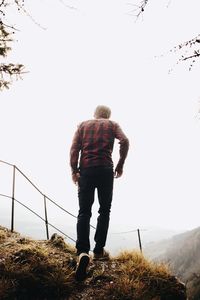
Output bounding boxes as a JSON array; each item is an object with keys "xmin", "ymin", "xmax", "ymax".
[
  {"xmin": 114, "ymin": 168, "xmax": 123, "ymax": 178},
  {"xmin": 72, "ymin": 172, "xmax": 80, "ymax": 185}
]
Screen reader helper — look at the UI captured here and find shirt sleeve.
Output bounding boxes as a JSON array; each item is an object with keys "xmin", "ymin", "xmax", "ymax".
[
  {"xmin": 114, "ymin": 122, "xmax": 129, "ymax": 170},
  {"xmin": 70, "ymin": 125, "xmax": 81, "ymax": 174}
]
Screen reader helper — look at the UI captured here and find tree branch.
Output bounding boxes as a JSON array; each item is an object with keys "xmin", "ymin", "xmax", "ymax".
[
  {"xmin": 126, "ymin": 0, "xmax": 149, "ymax": 20},
  {"xmin": 0, "ymin": 1, "xmax": 26, "ymax": 90},
  {"xmin": 14, "ymin": 0, "xmax": 46, "ymax": 30},
  {"xmin": 0, "ymin": 63, "xmax": 26, "ymax": 89},
  {"xmin": 182, "ymin": 51, "xmax": 200, "ymax": 62},
  {"xmin": 169, "ymin": 35, "xmax": 200, "ymax": 70},
  {"xmin": 58, "ymin": 0, "xmax": 78, "ymax": 11}
]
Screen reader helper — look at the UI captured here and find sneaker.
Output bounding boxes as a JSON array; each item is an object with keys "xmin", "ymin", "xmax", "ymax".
[
  {"xmin": 75, "ymin": 253, "xmax": 90, "ymax": 281},
  {"xmin": 93, "ymin": 249, "xmax": 110, "ymax": 261}
]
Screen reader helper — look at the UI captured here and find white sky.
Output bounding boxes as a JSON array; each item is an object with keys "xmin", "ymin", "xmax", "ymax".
[{"xmin": 1, "ymin": 0, "xmax": 200, "ymax": 241}]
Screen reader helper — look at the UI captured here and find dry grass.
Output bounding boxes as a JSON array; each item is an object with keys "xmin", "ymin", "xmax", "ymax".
[
  {"xmin": 0, "ymin": 226, "xmax": 77, "ymax": 299},
  {"xmin": 105, "ymin": 250, "xmax": 181, "ymax": 300},
  {"xmin": 0, "ymin": 226, "xmax": 187, "ymax": 300}
]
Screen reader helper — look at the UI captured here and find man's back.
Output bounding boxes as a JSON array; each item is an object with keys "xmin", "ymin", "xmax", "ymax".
[
  {"xmin": 70, "ymin": 118, "xmax": 129, "ymax": 172},
  {"xmin": 78, "ymin": 118, "xmax": 116, "ymax": 168}
]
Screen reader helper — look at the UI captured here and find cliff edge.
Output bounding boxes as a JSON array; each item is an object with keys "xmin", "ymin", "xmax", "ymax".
[{"xmin": 0, "ymin": 226, "xmax": 186, "ymax": 300}]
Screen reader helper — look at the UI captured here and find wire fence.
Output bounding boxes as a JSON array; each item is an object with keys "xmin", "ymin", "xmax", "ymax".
[{"xmin": 0, "ymin": 159, "xmax": 143, "ymax": 252}]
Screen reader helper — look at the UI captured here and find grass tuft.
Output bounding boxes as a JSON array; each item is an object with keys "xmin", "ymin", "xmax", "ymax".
[{"xmin": 105, "ymin": 250, "xmax": 186, "ymax": 300}]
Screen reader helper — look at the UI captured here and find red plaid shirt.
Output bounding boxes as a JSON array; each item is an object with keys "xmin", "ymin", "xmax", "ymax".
[{"xmin": 70, "ymin": 118, "xmax": 129, "ymax": 174}]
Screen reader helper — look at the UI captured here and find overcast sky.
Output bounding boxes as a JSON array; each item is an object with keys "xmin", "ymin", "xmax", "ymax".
[{"xmin": 1, "ymin": 0, "xmax": 200, "ymax": 241}]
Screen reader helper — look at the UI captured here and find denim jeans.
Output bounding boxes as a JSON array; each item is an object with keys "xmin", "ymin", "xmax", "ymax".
[{"xmin": 76, "ymin": 166, "xmax": 114, "ymax": 254}]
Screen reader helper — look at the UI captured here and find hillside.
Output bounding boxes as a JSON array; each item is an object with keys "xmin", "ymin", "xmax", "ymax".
[
  {"xmin": 145, "ymin": 227, "xmax": 200, "ymax": 300},
  {"xmin": 0, "ymin": 225, "xmax": 186, "ymax": 300}
]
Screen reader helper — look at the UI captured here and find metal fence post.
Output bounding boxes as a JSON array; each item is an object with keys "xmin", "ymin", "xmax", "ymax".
[
  {"xmin": 44, "ymin": 195, "xmax": 49, "ymax": 240},
  {"xmin": 137, "ymin": 228, "xmax": 142, "ymax": 253},
  {"xmin": 11, "ymin": 165, "xmax": 16, "ymax": 232}
]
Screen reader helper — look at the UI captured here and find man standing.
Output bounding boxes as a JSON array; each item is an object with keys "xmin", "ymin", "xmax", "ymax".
[{"xmin": 70, "ymin": 105, "xmax": 129, "ymax": 281}]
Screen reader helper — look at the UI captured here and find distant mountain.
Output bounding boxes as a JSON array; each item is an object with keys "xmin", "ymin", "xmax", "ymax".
[{"xmin": 144, "ymin": 227, "xmax": 200, "ymax": 300}]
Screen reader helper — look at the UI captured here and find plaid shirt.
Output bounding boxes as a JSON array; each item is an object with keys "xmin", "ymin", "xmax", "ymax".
[{"xmin": 70, "ymin": 118, "xmax": 129, "ymax": 174}]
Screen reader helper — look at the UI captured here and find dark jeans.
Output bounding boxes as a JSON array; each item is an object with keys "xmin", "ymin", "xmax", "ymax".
[{"xmin": 76, "ymin": 166, "xmax": 114, "ymax": 255}]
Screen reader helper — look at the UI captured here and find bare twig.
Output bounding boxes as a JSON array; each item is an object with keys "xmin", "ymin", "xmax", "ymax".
[
  {"xmin": 170, "ymin": 35, "xmax": 200, "ymax": 70},
  {"xmin": 0, "ymin": 20, "xmax": 19, "ymax": 31},
  {"xmin": 126, "ymin": 0, "xmax": 149, "ymax": 20},
  {"xmin": 14, "ymin": 0, "xmax": 46, "ymax": 30},
  {"xmin": 154, "ymin": 33, "xmax": 200, "ymax": 73},
  {"xmin": 0, "ymin": 0, "xmax": 5, "ymax": 7},
  {"xmin": 58, "ymin": 0, "xmax": 78, "ymax": 10},
  {"xmin": 182, "ymin": 51, "xmax": 200, "ymax": 62}
]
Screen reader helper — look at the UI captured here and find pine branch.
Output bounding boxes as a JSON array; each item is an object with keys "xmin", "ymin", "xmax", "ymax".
[
  {"xmin": 0, "ymin": 63, "xmax": 26, "ymax": 90},
  {"xmin": 0, "ymin": 1, "xmax": 26, "ymax": 90}
]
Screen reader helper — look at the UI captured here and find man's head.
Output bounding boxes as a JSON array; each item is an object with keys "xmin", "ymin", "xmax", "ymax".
[{"xmin": 94, "ymin": 105, "xmax": 111, "ymax": 119}]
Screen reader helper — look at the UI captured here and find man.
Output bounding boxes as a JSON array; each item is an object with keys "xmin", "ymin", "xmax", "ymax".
[{"xmin": 70, "ymin": 105, "xmax": 129, "ymax": 281}]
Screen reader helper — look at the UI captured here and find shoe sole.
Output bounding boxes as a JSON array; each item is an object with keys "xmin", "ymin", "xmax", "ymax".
[{"xmin": 75, "ymin": 255, "xmax": 90, "ymax": 281}]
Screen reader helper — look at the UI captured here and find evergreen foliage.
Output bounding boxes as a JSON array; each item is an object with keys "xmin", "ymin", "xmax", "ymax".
[{"xmin": 0, "ymin": 0, "xmax": 25, "ymax": 90}]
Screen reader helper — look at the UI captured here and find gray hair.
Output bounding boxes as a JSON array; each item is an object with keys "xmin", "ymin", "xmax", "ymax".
[{"xmin": 94, "ymin": 105, "xmax": 111, "ymax": 119}]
